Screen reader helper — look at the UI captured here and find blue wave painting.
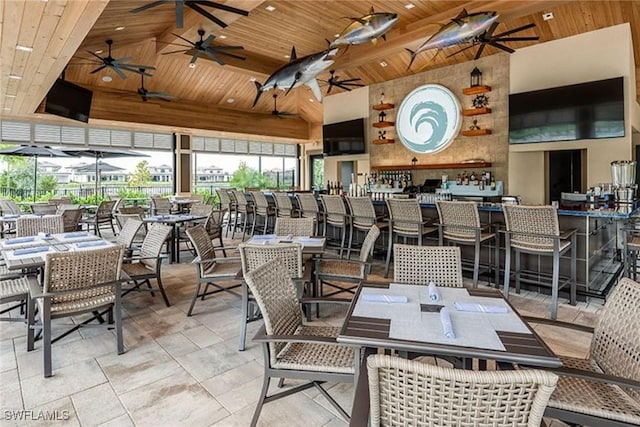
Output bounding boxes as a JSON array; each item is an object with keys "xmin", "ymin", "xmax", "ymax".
[{"xmin": 403, "ymin": 101, "xmax": 448, "ymax": 153}]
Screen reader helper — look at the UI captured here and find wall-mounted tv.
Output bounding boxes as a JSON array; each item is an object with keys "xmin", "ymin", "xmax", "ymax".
[
  {"xmin": 509, "ymin": 77, "xmax": 624, "ymax": 144},
  {"xmin": 322, "ymin": 118, "xmax": 366, "ymax": 156},
  {"xmin": 44, "ymin": 79, "xmax": 93, "ymax": 123}
]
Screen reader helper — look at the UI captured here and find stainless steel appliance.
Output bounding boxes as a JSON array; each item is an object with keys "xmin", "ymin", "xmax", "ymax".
[{"xmin": 611, "ymin": 160, "xmax": 637, "ymax": 203}]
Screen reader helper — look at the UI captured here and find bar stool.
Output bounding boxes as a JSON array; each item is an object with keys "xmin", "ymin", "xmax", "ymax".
[
  {"xmin": 295, "ymin": 193, "xmax": 322, "ymax": 235},
  {"xmin": 230, "ymin": 189, "xmax": 253, "ymax": 241},
  {"xmin": 385, "ymin": 198, "xmax": 437, "ymax": 277},
  {"xmin": 215, "ymin": 189, "xmax": 235, "ymax": 237},
  {"xmin": 320, "ymin": 195, "xmax": 349, "ymax": 257},
  {"xmin": 345, "ymin": 196, "xmax": 387, "ymax": 259},
  {"xmin": 502, "ymin": 204, "xmax": 577, "ymax": 320},
  {"xmin": 250, "ymin": 191, "xmax": 275, "ymax": 235},
  {"xmin": 622, "ymin": 221, "xmax": 640, "ymax": 278},
  {"xmin": 273, "ymin": 192, "xmax": 297, "ymax": 218},
  {"xmin": 435, "ymin": 200, "xmax": 496, "ymax": 288}
]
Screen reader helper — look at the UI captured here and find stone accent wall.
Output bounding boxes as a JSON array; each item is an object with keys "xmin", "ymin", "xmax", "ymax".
[{"xmin": 369, "ymin": 53, "xmax": 509, "ymax": 192}]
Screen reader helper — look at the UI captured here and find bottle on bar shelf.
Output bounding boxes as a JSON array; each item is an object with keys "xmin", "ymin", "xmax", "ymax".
[
  {"xmin": 463, "ymin": 171, "xmax": 469, "ymax": 185},
  {"xmin": 490, "ymin": 176, "xmax": 496, "ymax": 190}
]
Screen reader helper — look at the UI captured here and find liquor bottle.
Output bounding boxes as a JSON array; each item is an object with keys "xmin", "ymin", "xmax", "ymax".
[
  {"xmin": 490, "ymin": 176, "xmax": 496, "ymax": 190},
  {"xmin": 463, "ymin": 171, "xmax": 469, "ymax": 185},
  {"xmin": 326, "ymin": 180, "xmax": 331, "ymax": 194},
  {"xmin": 470, "ymin": 171, "xmax": 477, "ymax": 186}
]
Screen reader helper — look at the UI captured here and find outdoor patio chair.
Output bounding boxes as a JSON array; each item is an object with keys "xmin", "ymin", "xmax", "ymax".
[
  {"xmin": 526, "ymin": 277, "xmax": 640, "ymax": 426},
  {"xmin": 48, "ymin": 197, "xmax": 72, "ymax": 207},
  {"xmin": 150, "ymin": 196, "xmax": 175, "ymax": 215},
  {"xmin": 230, "ymin": 189, "xmax": 253, "ymax": 240},
  {"xmin": 81, "ymin": 199, "xmax": 117, "ymax": 237},
  {"xmin": 346, "ymin": 196, "xmax": 387, "ymax": 259},
  {"xmin": 272, "ymin": 192, "xmax": 297, "ymax": 218},
  {"xmin": 0, "ymin": 199, "xmax": 21, "ymax": 215},
  {"xmin": 363, "ymin": 354, "xmax": 557, "ymax": 427},
  {"xmin": 1, "ymin": 276, "xmax": 35, "ymax": 325},
  {"xmin": 274, "ymin": 217, "xmax": 315, "ymax": 237},
  {"xmin": 16, "ymin": 215, "xmax": 64, "ymax": 237},
  {"xmin": 26, "ymin": 244, "xmax": 126, "ymax": 377},
  {"xmin": 184, "ymin": 224, "xmax": 242, "ymax": 316},
  {"xmin": 215, "ymin": 188, "xmax": 235, "ymax": 236},
  {"xmin": 393, "ymin": 244, "xmax": 463, "ymax": 287},
  {"xmin": 243, "ymin": 259, "xmax": 355, "ymax": 427},
  {"xmin": 250, "ymin": 190, "xmax": 275, "ymax": 235},
  {"xmin": 295, "ymin": 193, "xmax": 322, "ymax": 235},
  {"xmin": 121, "ymin": 223, "xmax": 172, "ymax": 307},
  {"xmin": 55, "ymin": 204, "xmax": 80, "ymax": 214},
  {"xmin": 61, "ymin": 208, "xmax": 83, "ymax": 232},
  {"xmin": 113, "ymin": 218, "xmax": 144, "ymax": 253},
  {"xmin": 320, "ymin": 194, "xmax": 349, "ymax": 257},
  {"xmin": 30, "ymin": 203, "xmax": 57, "ymax": 215}
]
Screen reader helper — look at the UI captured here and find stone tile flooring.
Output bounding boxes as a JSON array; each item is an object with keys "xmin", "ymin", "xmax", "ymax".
[{"xmin": 0, "ymin": 236, "xmax": 604, "ymax": 426}]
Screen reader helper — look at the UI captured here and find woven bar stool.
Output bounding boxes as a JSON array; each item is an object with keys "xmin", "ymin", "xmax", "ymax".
[
  {"xmin": 273, "ymin": 192, "xmax": 297, "ymax": 218},
  {"xmin": 384, "ymin": 198, "xmax": 437, "ymax": 277},
  {"xmin": 295, "ymin": 193, "xmax": 322, "ymax": 235},
  {"xmin": 622, "ymin": 220, "xmax": 640, "ymax": 279},
  {"xmin": 320, "ymin": 195, "xmax": 349, "ymax": 257},
  {"xmin": 230, "ymin": 189, "xmax": 253, "ymax": 241},
  {"xmin": 345, "ymin": 196, "xmax": 387, "ymax": 259},
  {"xmin": 435, "ymin": 200, "xmax": 496, "ymax": 288},
  {"xmin": 249, "ymin": 191, "xmax": 275, "ymax": 235},
  {"xmin": 502, "ymin": 204, "xmax": 577, "ymax": 320},
  {"xmin": 215, "ymin": 189, "xmax": 235, "ymax": 237}
]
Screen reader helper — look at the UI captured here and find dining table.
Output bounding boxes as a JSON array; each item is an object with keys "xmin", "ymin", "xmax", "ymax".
[
  {"xmin": 338, "ymin": 283, "xmax": 561, "ymax": 426},
  {"xmin": 143, "ymin": 213, "xmax": 208, "ymax": 263},
  {"xmin": 245, "ymin": 235, "xmax": 326, "ymax": 255}
]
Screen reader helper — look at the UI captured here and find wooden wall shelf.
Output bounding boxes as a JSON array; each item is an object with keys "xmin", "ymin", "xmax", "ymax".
[
  {"xmin": 462, "ymin": 107, "xmax": 491, "ymax": 116},
  {"xmin": 373, "ymin": 161, "xmax": 492, "ymax": 171},
  {"xmin": 372, "ymin": 103, "xmax": 395, "ymax": 110},
  {"xmin": 372, "ymin": 139, "xmax": 395, "ymax": 145},
  {"xmin": 373, "ymin": 121, "xmax": 395, "ymax": 128},
  {"xmin": 462, "ymin": 129, "xmax": 492, "ymax": 136},
  {"xmin": 462, "ymin": 85, "xmax": 492, "ymax": 95}
]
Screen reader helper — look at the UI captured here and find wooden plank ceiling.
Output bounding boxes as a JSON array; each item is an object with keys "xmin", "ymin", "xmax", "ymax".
[{"xmin": 1, "ymin": 0, "xmax": 639, "ymax": 141}]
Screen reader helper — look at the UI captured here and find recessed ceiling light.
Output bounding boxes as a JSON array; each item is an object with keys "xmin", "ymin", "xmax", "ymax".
[
  {"xmin": 115, "ymin": 26, "xmax": 125, "ymax": 31},
  {"xmin": 5, "ymin": 94, "xmax": 16, "ymax": 98},
  {"xmin": 95, "ymin": 49, "xmax": 103, "ymax": 54},
  {"xmin": 284, "ymin": 54, "xmax": 290, "ymax": 58},
  {"xmin": 102, "ymin": 75, "xmax": 113, "ymax": 82},
  {"xmin": 249, "ymin": 77, "xmax": 256, "ymax": 82},
  {"xmin": 15, "ymin": 45, "xmax": 33, "ymax": 52},
  {"xmin": 308, "ymin": 98, "xmax": 314, "ymax": 102},
  {"xmin": 379, "ymin": 61, "xmax": 388, "ymax": 67},
  {"xmin": 265, "ymin": 5, "xmax": 276, "ymax": 11},
  {"xmin": 334, "ymin": 33, "xmax": 340, "ymax": 38},
  {"xmin": 226, "ymin": 98, "xmax": 235, "ymax": 103},
  {"xmin": 404, "ymin": 3, "xmax": 415, "ymax": 9},
  {"xmin": 218, "ymin": 35, "xmax": 227, "ymax": 39},
  {"xmin": 8, "ymin": 75, "xmax": 22, "ymax": 80},
  {"xmin": 542, "ymin": 12, "xmax": 554, "ymax": 20},
  {"xmin": 189, "ymin": 62, "xmax": 196, "ymax": 68},
  {"xmin": 3, "ymin": 108, "xmax": 11, "ymax": 111}
]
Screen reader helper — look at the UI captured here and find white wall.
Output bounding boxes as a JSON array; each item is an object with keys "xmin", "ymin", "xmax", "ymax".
[{"xmin": 509, "ymin": 23, "xmax": 637, "ymax": 204}]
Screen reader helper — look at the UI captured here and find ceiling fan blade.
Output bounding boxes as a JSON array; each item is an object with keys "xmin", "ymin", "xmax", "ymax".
[
  {"xmin": 130, "ymin": 1, "xmax": 168, "ymax": 14},
  {"xmin": 161, "ymin": 48, "xmax": 191, "ymax": 55},
  {"xmin": 175, "ymin": 1, "xmax": 184, "ymax": 28},
  {"xmin": 494, "ymin": 36, "xmax": 540, "ymax": 42},
  {"xmin": 474, "ymin": 43, "xmax": 487, "ymax": 60},
  {"xmin": 489, "ymin": 41, "xmax": 515, "ymax": 54},
  {"xmin": 190, "ymin": 50, "xmax": 202, "ymax": 65},
  {"xmin": 119, "ymin": 63, "xmax": 156, "ymax": 71},
  {"xmin": 203, "ymin": 51, "xmax": 225, "ymax": 65},
  {"xmin": 493, "ymin": 23, "xmax": 536, "ymax": 38},
  {"xmin": 119, "ymin": 66, "xmax": 153, "ymax": 77},
  {"xmin": 196, "ymin": 1, "xmax": 249, "ymax": 16},
  {"xmin": 201, "ymin": 34, "xmax": 215, "ymax": 49},
  {"xmin": 172, "ymin": 33, "xmax": 197, "ymax": 47},
  {"xmin": 90, "ymin": 65, "xmax": 107, "ymax": 74},
  {"xmin": 112, "ymin": 57, "xmax": 134, "ymax": 64},
  {"xmin": 341, "ymin": 82, "xmax": 365, "ymax": 87},
  {"xmin": 337, "ymin": 78, "xmax": 363, "ymax": 83},
  {"xmin": 212, "ymin": 45, "xmax": 244, "ymax": 51},
  {"xmin": 187, "ymin": 3, "xmax": 227, "ymax": 28},
  {"xmin": 446, "ymin": 43, "xmax": 476, "ymax": 58},
  {"xmin": 111, "ymin": 66, "xmax": 128, "ymax": 79},
  {"xmin": 484, "ymin": 21, "xmax": 500, "ymax": 37},
  {"xmin": 326, "ymin": 84, "xmax": 333, "ymax": 94},
  {"xmin": 213, "ymin": 50, "xmax": 245, "ymax": 60},
  {"xmin": 337, "ymin": 84, "xmax": 353, "ymax": 92},
  {"xmin": 86, "ymin": 50, "xmax": 106, "ymax": 61}
]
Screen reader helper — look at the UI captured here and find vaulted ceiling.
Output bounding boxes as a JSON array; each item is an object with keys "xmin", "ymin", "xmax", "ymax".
[{"xmin": 2, "ymin": 0, "xmax": 639, "ymax": 141}]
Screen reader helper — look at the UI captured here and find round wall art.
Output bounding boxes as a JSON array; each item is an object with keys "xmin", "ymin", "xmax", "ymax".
[{"xmin": 396, "ymin": 84, "xmax": 462, "ymax": 154}]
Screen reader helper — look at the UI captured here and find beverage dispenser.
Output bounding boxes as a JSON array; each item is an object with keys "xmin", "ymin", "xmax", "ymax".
[{"xmin": 611, "ymin": 160, "xmax": 637, "ymax": 203}]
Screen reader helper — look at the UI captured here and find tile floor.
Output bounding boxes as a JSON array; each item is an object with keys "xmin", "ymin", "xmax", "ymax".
[{"xmin": 0, "ymin": 234, "xmax": 603, "ymax": 426}]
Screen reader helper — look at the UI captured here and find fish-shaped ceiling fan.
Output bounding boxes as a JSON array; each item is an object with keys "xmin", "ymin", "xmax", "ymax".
[
  {"xmin": 406, "ymin": 9, "xmax": 499, "ymax": 70},
  {"xmin": 130, "ymin": 0, "xmax": 249, "ymax": 29},
  {"xmin": 330, "ymin": 7, "xmax": 398, "ymax": 48}
]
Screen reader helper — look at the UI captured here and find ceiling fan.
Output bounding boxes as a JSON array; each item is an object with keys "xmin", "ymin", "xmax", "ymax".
[
  {"xmin": 321, "ymin": 69, "xmax": 365, "ymax": 94},
  {"xmin": 76, "ymin": 39, "xmax": 156, "ymax": 79},
  {"xmin": 130, "ymin": 0, "xmax": 249, "ymax": 29},
  {"xmin": 135, "ymin": 69, "xmax": 176, "ymax": 102},
  {"xmin": 161, "ymin": 29, "xmax": 245, "ymax": 66},
  {"xmin": 270, "ymin": 94, "xmax": 299, "ymax": 119},
  {"xmin": 447, "ymin": 22, "xmax": 540, "ymax": 60}
]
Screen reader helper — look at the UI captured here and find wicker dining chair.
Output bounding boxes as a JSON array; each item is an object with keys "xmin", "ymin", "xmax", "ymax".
[
  {"xmin": 365, "ymin": 354, "xmax": 558, "ymax": 427},
  {"xmin": 385, "ymin": 198, "xmax": 437, "ymax": 277},
  {"xmin": 295, "ymin": 193, "xmax": 322, "ymax": 235},
  {"xmin": 525, "ymin": 277, "xmax": 640, "ymax": 426},
  {"xmin": 238, "ymin": 242, "xmax": 304, "ymax": 351},
  {"xmin": 26, "ymin": 244, "xmax": 126, "ymax": 377},
  {"xmin": 502, "ymin": 204, "xmax": 577, "ymax": 320},
  {"xmin": 114, "ymin": 218, "xmax": 144, "ymax": 250},
  {"xmin": 272, "ymin": 192, "xmax": 297, "ymax": 218},
  {"xmin": 250, "ymin": 191, "xmax": 276, "ymax": 235},
  {"xmin": 121, "ymin": 223, "xmax": 172, "ymax": 307},
  {"xmin": 320, "ymin": 194, "xmax": 349, "ymax": 257},
  {"xmin": 30, "ymin": 203, "xmax": 58, "ymax": 215},
  {"xmin": 184, "ymin": 224, "xmax": 242, "ymax": 317},
  {"xmin": 244, "ymin": 259, "xmax": 355, "ymax": 427},
  {"xmin": 393, "ymin": 244, "xmax": 463, "ymax": 287},
  {"xmin": 61, "ymin": 208, "xmax": 83, "ymax": 232},
  {"xmin": 435, "ymin": 200, "xmax": 497, "ymax": 287},
  {"xmin": 346, "ymin": 196, "xmax": 387, "ymax": 259},
  {"xmin": 81, "ymin": 199, "xmax": 117, "ymax": 237},
  {"xmin": 16, "ymin": 215, "xmax": 64, "ymax": 237},
  {"xmin": 150, "ymin": 196, "xmax": 174, "ymax": 215},
  {"xmin": 274, "ymin": 217, "xmax": 315, "ymax": 237},
  {"xmin": 1, "ymin": 276, "xmax": 35, "ymax": 324}
]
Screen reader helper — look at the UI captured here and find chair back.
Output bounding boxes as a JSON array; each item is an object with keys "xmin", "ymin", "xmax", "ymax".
[
  {"xmin": 48, "ymin": 197, "xmax": 72, "ymax": 206},
  {"xmin": 16, "ymin": 215, "xmax": 64, "ymax": 237},
  {"xmin": 503, "ymin": 205, "xmax": 559, "ymax": 251},
  {"xmin": 250, "ymin": 191, "xmax": 270, "ymax": 215},
  {"xmin": 367, "ymin": 354, "xmax": 557, "ymax": 427},
  {"xmin": 435, "ymin": 200, "xmax": 481, "ymax": 240},
  {"xmin": 43, "ymin": 245, "xmax": 125, "ymax": 310},
  {"xmin": 230, "ymin": 189, "xmax": 250, "ymax": 213},
  {"xmin": 591, "ymin": 277, "xmax": 640, "ymax": 401},
  {"xmin": 243, "ymin": 259, "xmax": 302, "ymax": 368},
  {"xmin": 386, "ymin": 199, "xmax": 423, "ymax": 234},
  {"xmin": 0, "ymin": 199, "xmax": 21, "ymax": 215},
  {"xmin": 140, "ymin": 223, "xmax": 171, "ymax": 269},
  {"xmin": 239, "ymin": 242, "xmax": 303, "ymax": 280},
  {"xmin": 320, "ymin": 195, "xmax": 347, "ymax": 226},
  {"xmin": 31, "ymin": 204, "xmax": 58, "ymax": 215},
  {"xmin": 359, "ymin": 225, "xmax": 381, "ymax": 263},
  {"xmin": 118, "ymin": 206, "xmax": 145, "ymax": 216},
  {"xmin": 56, "ymin": 204, "xmax": 80, "ymax": 214},
  {"xmin": 216, "ymin": 189, "xmax": 233, "ymax": 211},
  {"xmin": 151, "ymin": 197, "xmax": 172, "ymax": 215},
  {"xmin": 185, "ymin": 224, "xmax": 226, "ymax": 277},
  {"xmin": 190, "ymin": 194, "xmax": 205, "ymax": 203},
  {"xmin": 96, "ymin": 200, "xmax": 117, "ymax": 219},
  {"xmin": 274, "ymin": 217, "xmax": 315, "ymax": 237},
  {"xmin": 273, "ymin": 192, "xmax": 293, "ymax": 217},
  {"xmin": 296, "ymin": 193, "xmax": 319, "ymax": 216},
  {"xmin": 393, "ymin": 244, "xmax": 463, "ymax": 287},
  {"xmin": 206, "ymin": 209, "xmax": 225, "ymax": 238},
  {"xmin": 61, "ymin": 209, "xmax": 83, "ymax": 232},
  {"xmin": 116, "ymin": 218, "xmax": 143, "ymax": 247},
  {"xmin": 190, "ymin": 203, "xmax": 213, "ymax": 217},
  {"xmin": 346, "ymin": 197, "xmax": 377, "ymax": 229}
]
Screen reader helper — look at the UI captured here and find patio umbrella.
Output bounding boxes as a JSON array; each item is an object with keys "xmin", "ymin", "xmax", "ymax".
[
  {"xmin": 0, "ymin": 144, "xmax": 70, "ymax": 201},
  {"xmin": 61, "ymin": 147, "xmax": 149, "ymax": 197}
]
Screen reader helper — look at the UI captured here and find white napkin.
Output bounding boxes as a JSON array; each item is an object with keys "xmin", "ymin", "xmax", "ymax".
[
  {"xmin": 252, "ymin": 234, "xmax": 277, "ymax": 240},
  {"xmin": 428, "ymin": 282, "xmax": 439, "ymax": 301},
  {"xmin": 14, "ymin": 246, "xmax": 49, "ymax": 255},
  {"xmin": 453, "ymin": 302, "xmax": 508, "ymax": 313},
  {"xmin": 76, "ymin": 241, "xmax": 108, "ymax": 248},
  {"xmin": 63, "ymin": 231, "xmax": 89, "ymax": 238},
  {"xmin": 5, "ymin": 236, "xmax": 35, "ymax": 245},
  {"xmin": 360, "ymin": 294, "xmax": 408, "ymax": 304},
  {"xmin": 440, "ymin": 307, "xmax": 455, "ymax": 339}
]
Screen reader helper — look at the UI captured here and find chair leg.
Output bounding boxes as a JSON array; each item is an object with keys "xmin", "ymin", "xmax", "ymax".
[
  {"xmin": 347, "ymin": 224, "xmax": 354, "ymax": 259},
  {"xmin": 156, "ymin": 277, "xmax": 171, "ymax": 307},
  {"xmin": 251, "ymin": 370, "xmax": 271, "ymax": 427},
  {"xmin": 514, "ymin": 249, "xmax": 521, "ymax": 294},
  {"xmin": 384, "ymin": 232, "xmax": 393, "ymax": 278},
  {"xmin": 339, "ymin": 225, "xmax": 346, "ymax": 258},
  {"xmin": 239, "ymin": 282, "xmax": 249, "ymax": 351},
  {"xmin": 187, "ymin": 282, "xmax": 203, "ymax": 316},
  {"xmin": 503, "ymin": 242, "xmax": 511, "ymax": 299},
  {"xmin": 494, "ymin": 236, "xmax": 500, "ymax": 287},
  {"xmin": 43, "ymin": 300, "xmax": 52, "ymax": 377},
  {"xmin": 27, "ymin": 296, "xmax": 36, "ymax": 351},
  {"xmin": 473, "ymin": 239, "xmax": 480, "ymax": 288},
  {"xmin": 551, "ymin": 251, "xmax": 560, "ymax": 320},
  {"xmin": 570, "ymin": 237, "xmax": 577, "ymax": 306},
  {"xmin": 115, "ymin": 290, "xmax": 124, "ymax": 355}
]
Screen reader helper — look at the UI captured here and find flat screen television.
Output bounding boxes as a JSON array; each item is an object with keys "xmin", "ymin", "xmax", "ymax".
[
  {"xmin": 322, "ymin": 118, "xmax": 366, "ymax": 156},
  {"xmin": 509, "ymin": 77, "xmax": 624, "ymax": 144},
  {"xmin": 44, "ymin": 79, "xmax": 93, "ymax": 123}
]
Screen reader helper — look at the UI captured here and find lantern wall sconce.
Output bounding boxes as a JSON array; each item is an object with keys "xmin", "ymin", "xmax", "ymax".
[
  {"xmin": 411, "ymin": 157, "xmax": 418, "ymax": 167},
  {"xmin": 470, "ymin": 66, "xmax": 482, "ymax": 87}
]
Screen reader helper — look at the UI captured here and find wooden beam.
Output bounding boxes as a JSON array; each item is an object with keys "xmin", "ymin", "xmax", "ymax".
[{"xmin": 88, "ymin": 86, "xmax": 310, "ymax": 140}]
